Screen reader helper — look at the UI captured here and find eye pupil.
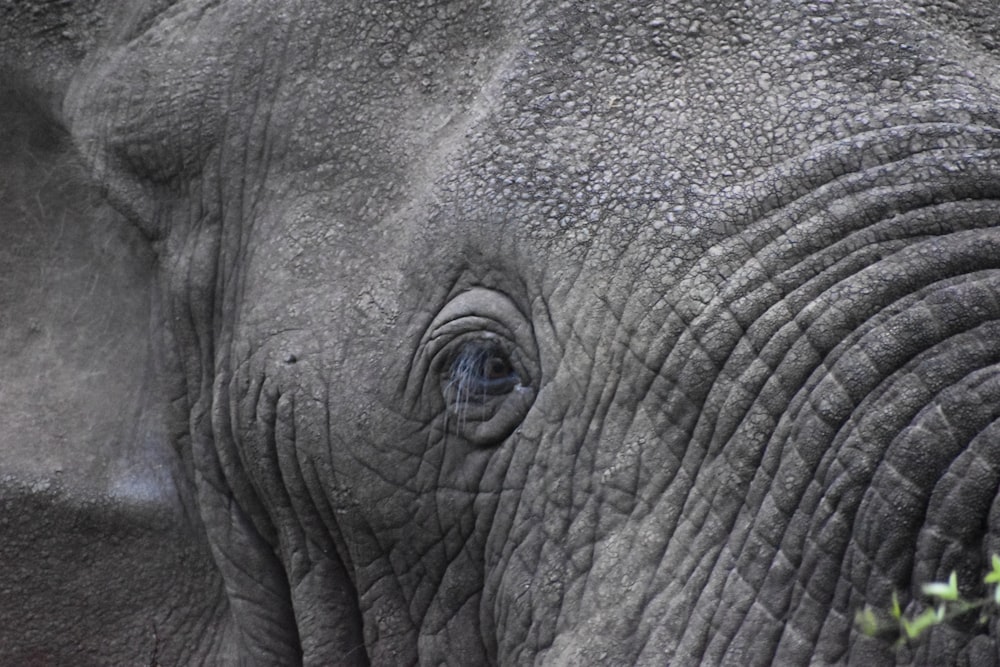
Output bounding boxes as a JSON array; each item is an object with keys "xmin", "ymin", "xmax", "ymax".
[
  {"xmin": 484, "ymin": 355, "xmax": 512, "ymax": 379},
  {"xmin": 448, "ymin": 342, "xmax": 519, "ymax": 402}
]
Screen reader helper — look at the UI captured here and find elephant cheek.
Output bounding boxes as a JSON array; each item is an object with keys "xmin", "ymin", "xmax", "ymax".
[{"xmin": 479, "ymin": 400, "xmax": 682, "ymax": 664}]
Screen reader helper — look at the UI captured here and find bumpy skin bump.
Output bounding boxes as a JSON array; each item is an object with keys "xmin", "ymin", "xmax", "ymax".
[{"xmin": 5, "ymin": 0, "xmax": 1000, "ymax": 665}]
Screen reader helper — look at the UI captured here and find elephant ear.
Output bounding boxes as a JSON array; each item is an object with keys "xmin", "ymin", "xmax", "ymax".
[{"xmin": 0, "ymin": 81, "xmax": 238, "ymax": 663}]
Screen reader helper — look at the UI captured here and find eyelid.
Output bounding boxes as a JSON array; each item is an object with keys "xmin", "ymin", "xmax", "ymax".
[{"xmin": 429, "ymin": 319, "xmax": 510, "ymax": 342}]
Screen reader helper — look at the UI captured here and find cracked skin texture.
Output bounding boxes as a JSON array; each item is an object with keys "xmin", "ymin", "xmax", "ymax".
[{"xmin": 4, "ymin": 0, "xmax": 1000, "ymax": 664}]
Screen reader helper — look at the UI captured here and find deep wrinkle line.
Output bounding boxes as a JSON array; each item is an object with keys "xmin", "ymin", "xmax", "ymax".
[
  {"xmin": 696, "ymin": 228, "xmax": 1000, "ymax": 465},
  {"xmin": 795, "ymin": 324, "xmax": 1000, "ymax": 623},
  {"xmin": 700, "ymin": 268, "xmax": 1000, "ymax": 544},
  {"xmin": 916, "ymin": 409, "xmax": 1000, "ymax": 559},
  {"xmin": 640, "ymin": 268, "xmax": 1000, "ymax": 660},
  {"xmin": 625, "ymin": 165, "xmax": 1000, "ymax": 368},
  {"xmin": 719, "ymin": 323, "xmax": 1000, "ymax": 656},
  {"xmin": 722, "ymin": 119, "xmax": 1000, "ymax": 222},
  {"xmin": 692, "ymin": 229, "xmax": 1000, "ymax": 451},
  {"xmin": 831, "ymin": 393, "xmax": 998, "ymax": 642},
  {"xmin": 697, "ymin": 146, "xmax": 1000, "ymax": 294},
  {"xmin": 613, "ymin": 158, "xmax": 1000, "ymax": 427},
  {"xmin": 870, "ymin": 359, "xmax": 1000, "ymax": 530}
]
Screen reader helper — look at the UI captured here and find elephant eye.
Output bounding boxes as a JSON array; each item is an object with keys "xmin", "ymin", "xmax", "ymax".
[
  {"xmin": 447, "ymin": 341, "xmax": 520, "ymax": 402},
  {"xmin": 406, "ymin": 288, "xmax": 538, "ymax": 446}
]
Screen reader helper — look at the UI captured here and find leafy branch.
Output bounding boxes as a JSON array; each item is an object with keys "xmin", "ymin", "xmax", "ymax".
[{"xmin": 855, "ymin": 554, "xmax": 1000, "ymax": 644}]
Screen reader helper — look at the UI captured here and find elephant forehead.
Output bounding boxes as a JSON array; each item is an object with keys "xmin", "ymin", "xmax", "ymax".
[
  {"xmin": 124, "ymin": 0, "xmax": 1000, "ymax": 362},
  {"xmin": 72, "ymin": 0, "xmax": 998, "ymax": 244},
  {"xmin": 436, "ymin": 4, "xmax": 994, "ymax": 234},
  {"xmin": 382, "ymin": 2, "xmax": 1000, "ymax": 315}
]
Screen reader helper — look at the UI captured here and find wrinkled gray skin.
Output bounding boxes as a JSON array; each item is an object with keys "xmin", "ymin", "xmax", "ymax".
[{"xmin": 4, "ymin": 0, "xmax": 1000, "ymax": 664}]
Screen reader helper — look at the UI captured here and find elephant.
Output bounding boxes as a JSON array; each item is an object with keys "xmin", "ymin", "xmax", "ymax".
[{"xmin": 3, "ymin": 0, "xmax": 1000, "ymax": 664}]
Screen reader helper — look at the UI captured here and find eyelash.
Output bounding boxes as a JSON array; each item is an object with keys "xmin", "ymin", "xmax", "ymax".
[{"xmin": 446, "ymin": 341, "xmax": 520, "ymax": 405}]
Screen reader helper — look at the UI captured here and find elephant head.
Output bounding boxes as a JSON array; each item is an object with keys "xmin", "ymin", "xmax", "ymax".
[{"xmin": 4, "ymin": 0, "xmax": 1000, "ymax": 664}]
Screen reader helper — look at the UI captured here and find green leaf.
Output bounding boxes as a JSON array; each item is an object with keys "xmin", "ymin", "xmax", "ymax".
[
  {"xmin": 855, "ymin": 605, "xmax": 880, "ymax": 637},
  {"xmin": 922, "ymin": 572, "xmax": 959, "ymax": 601},
  {"xmin": 891, "ymin": 591, "xmax": 902, "ymax": 619},
  {"xmin": 985, "ymin": 554, "xmax": 1000, "ymax": 584},
  {"xmin": 902, "ymin": 608, "xmax": 943, "ymax": 639},
  {"xmin": 994, "ymin": 583, "xmax": 1000, "ymax": 607}
]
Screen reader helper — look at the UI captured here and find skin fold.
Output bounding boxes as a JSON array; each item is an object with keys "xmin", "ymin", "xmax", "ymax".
[{"xmin": 3, "ymin": 0, "xmax": 1000, "ymax": 664}]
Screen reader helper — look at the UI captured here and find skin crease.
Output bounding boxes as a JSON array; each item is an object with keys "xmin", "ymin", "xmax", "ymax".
[{"xmin": 4, "ymin": 0, "xmax": 1000, "ymax": 664}]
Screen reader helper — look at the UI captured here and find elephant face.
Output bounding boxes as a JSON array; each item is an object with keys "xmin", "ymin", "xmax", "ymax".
[{"xmin": 12, "ymin": 0, "xmax": 1000, "ymax": 663}]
